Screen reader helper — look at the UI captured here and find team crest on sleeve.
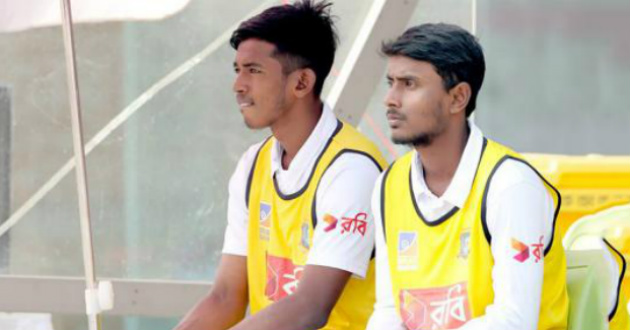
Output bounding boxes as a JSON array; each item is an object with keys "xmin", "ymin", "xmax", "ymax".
[
  {"xmin": 398, "ymin": 231, "xmax": 419, "ymax": 271},
  {"xmin": 259, "ymin": 202, "xmax": 271, "ymax": 241}
]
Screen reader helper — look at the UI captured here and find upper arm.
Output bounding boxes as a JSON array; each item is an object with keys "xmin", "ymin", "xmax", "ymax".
[{"xmin": 461, "ymin": 160, "xmax": 554, "ymax": 330}]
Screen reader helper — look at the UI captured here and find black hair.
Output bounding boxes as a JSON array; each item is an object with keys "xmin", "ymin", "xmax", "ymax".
[
  {"xmin": 382, "ymin": 23, "xmax": 485, "ymax": 117},
  {"xmin": 230, "ymin": 0, "xmax": 338, "ymax": 96}
]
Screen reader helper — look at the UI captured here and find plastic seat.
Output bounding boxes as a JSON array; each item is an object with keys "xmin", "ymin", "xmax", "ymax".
[
  {"xmin": 563, "ymin": 204, "xmax": 630, "ymax": 330},
  {"xmin": 565, "ymin": 249, "xmax": 610, "ymax": 330}
]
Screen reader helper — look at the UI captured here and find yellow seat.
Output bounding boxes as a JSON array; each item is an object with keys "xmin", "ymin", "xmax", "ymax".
[{"xmin": 523, "ymin": 153, "xmax": 630, "ymax": 239}]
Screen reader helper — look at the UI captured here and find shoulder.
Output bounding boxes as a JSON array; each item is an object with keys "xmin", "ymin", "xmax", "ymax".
[{"xmin": 489, "ymin": 157, "xmax": 549, "ymax": 195}]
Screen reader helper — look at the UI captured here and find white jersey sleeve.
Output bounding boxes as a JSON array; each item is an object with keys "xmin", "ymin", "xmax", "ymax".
[
  {"xmin": 306, "ymin": 152, "xmax": 382, "ymax": 278},
  {"xmin": 221, "ymin": 141, "xmax": 265, "ymax": 256},
  {"xmin": 459, "ymin": 159, "xmax": 554, "ymax": 330}
]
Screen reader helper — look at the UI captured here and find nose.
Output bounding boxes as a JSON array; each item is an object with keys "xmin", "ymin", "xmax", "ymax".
[
  {"xmin": 232, "ymin": 72, "xmax": 247, "ymax": 94},
  {"xmin": 384, "ymin": 86, "xmax": 401, "ymax": 110}
]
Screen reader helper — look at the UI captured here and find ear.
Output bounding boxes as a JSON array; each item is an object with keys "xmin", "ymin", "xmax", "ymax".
[
  {"xmin": 290, "ymin": 68, "xmax": 317, "ymax": 98},
  {"xmin": 448, "ymin": 82, "xmax": 471, "ymax": 115}
]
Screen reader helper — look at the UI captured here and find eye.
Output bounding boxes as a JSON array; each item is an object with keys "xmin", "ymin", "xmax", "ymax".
[
  {"xmin": 234, "ymin": 67, "xmax": 240, "ymax": 74},
  {"xmin": 404, "ymin": 79, "xmax": 415, "ymax": 88},
  {"xmin": 249, "ymin": 67, "xmax": 262, "ymax": 74}
]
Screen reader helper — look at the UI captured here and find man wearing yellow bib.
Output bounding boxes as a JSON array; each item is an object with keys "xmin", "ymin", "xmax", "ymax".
[
  {"xmin": 175, "ymin": 2, "xmax": 386, "ymax": 330},
  {"xmin": 366, "ymin": 24, "xmax": 569, "ymax": 330}
]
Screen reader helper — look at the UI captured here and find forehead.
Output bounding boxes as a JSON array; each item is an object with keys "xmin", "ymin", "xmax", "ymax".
[
  {"xmin": 386, "ymin": 55, "xmax": 440, "ymax": 79},
  {"xmin": 234, "ymin": 38, "xmax": 277, "ymax": 64}
]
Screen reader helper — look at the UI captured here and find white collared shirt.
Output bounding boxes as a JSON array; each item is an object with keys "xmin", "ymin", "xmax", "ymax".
[
  {"xmin": 222, "ymin": 104, "xmax": 381, "ymax": 277},
  {"xmin": 367, "ymin": 120, "xmax": 555, "ymax": 330}
]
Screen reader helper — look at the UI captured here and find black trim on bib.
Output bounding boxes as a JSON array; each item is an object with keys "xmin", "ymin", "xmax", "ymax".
[
  {"xmin": 273, "ymin": 120, "xmax": 343, "ymax": 201},
  {"xmin": 408, "ymin": 167, "xmax": 460, "ymax": 226},
  {"xmin": 310, "ymin": 148, "xmax": 385, "ymax": 234},
  {"xmin": 603, "ymin": 238, "xmax": 627, "ymax": 321},
  {"xmin": 245, "ymin": 136, "xmax": 273, "ymax": 208},
  {"xmin": 481, "ymin": 155, "xmax": 562, "ymax": 256},
  {"xmin": 408, "ymin": 138, "xmax": 488, "ymax": 227},
  {"xmin": 380, "ymin": 165, "xmax": 394, "ymax": 242}
]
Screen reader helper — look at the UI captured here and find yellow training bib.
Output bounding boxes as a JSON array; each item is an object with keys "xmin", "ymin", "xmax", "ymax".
[
  {"xmin": 246, "ymin": 120, "xmax": 387, "ymax": 330},
  {"xmin": 382, "ymin": 138, "xmax": 569, "ymax": 330}
]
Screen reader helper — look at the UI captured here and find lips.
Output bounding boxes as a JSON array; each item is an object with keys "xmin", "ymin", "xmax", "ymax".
[
  {"xmin": 236, "ymin": 97, "xmax": 254, "ymax": 108},
  {"xmin": 386, "ymin": 110, "xmax": 404, "ymax": 127}
]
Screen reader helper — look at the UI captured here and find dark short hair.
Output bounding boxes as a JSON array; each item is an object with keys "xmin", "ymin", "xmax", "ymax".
[
  {"xmin": 382, "ymin": 23, "xmax": 485, "ymax": 117},
  {"xmin": 230, "ymin": 0, "xmax": 338, "ymax": 97}
]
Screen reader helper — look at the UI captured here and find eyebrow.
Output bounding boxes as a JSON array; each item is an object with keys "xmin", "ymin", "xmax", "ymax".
[
  {"xmin": 386, "ymin": 74, "xmax": 419, "ymax": 82},
  {"xmin": 233, "ymin": 62, "xmax": 263, "ymax": 69}
]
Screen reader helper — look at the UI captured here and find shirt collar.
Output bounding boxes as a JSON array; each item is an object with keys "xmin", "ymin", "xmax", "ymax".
[
  {"xmin": 411, "ymin": 119, "xmax": 485, "ymax": 208},
  {"xmin": 270, "ymin": 103, "xmax": 338, "ymax": 175}
]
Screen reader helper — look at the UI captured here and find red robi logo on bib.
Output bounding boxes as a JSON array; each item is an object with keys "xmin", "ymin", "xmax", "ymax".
[
  {"xmin": 399, "ymin": 282, "xmax": 471, "ymax": 330},
  {"xmin": 265, "ymin": 255, "xmax": 304, "ymax": 301}
]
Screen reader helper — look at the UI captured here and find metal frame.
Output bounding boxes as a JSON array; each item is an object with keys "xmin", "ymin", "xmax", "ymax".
[{"xmin": 0, "ymin": 276, "xmax": 210, "ymax": 317}]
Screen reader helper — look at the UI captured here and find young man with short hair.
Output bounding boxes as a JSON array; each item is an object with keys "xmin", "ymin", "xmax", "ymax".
[
  {"xmin": 367, "ymin": 23, "xmax": 569, "ymax": 330},
  {"xmin": 175, "ymin": 2, "xmax": 386, "ymax": 330}
]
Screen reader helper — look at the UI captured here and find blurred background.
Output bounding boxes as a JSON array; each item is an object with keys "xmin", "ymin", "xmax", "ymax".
[{"xmin": 0, "ymin": 0, "xmax": 628, "ymax": 329}]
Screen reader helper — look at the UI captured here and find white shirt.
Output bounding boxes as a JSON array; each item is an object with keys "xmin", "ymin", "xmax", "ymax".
[
  {"xmin": 367, "ymin": 121, "xmax": 555, "ymax": 330},
  {"xmin": 222, "ymin": 104, "xmax": 381, "ymax": 277}
]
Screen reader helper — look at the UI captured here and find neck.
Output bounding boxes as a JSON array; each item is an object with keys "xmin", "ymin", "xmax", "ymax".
[
  {"xmin": 415, "ymin": 120, "xmax": 469, "ymax": 196},
  {"xmin": 271, "ymin": 97, "xmax": 323, "ymax": 170}
]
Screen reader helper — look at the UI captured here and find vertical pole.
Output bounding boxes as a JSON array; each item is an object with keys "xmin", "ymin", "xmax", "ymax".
[
  {"xmin": 58, "ymin": 1, "xmax": 101, "ymax": 329},
  {"xmin": 0, "ymin": 86, "xmax": 11, "ymax": 273}
]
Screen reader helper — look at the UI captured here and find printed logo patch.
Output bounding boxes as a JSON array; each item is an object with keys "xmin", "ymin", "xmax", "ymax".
[
  {"xmin": 300, "ymin": 223, "xmax": 310, "ymax": 251},
  {"xmin": 398, "ymin": 231, "xmax": 419, "ymax": 271},
  {"xmin": 532, "ymin": 235, "xmax": 544, "ymax": 263},
  {"xmin": 512, "ymin": 236, "xmax": 546, "ymax": 263},
  {"xmin": 265, "ymin": 255, "xmax": 303, "ymax": 302},
  {"xmin": 511, "ymin": 238, "xmax": 530, "ymax": 262},
  {"xmin": 340, "ymin": 212, "xmax": 368, "ymax": 236},
  {"xmin": 259, "ymin": 202, "xmax": 271, "ymax": 241},
  {"xmin": 458, "ymin": 230, "xmax": 471, "ymax": 260},
  {"xmin": 400, "ymin": 282, "xmax": 471, "ymax": 330},
  {"xmin": 323, "ymin": 214, "xmax": 338, "ymax": 232}
]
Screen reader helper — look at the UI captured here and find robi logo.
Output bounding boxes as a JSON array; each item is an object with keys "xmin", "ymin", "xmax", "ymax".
[{"xmin": 265, "ymin": 255, "xmax": 304, "ymax": 301}]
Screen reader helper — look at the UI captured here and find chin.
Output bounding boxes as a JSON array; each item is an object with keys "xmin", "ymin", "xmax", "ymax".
[{"xmin": 243, "ymin": 117, "xmax": 269, "ymax": 130}]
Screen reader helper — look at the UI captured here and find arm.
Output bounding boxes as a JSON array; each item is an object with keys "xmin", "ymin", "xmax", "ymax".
[
  {"xmin": 174, "ymin": 254, "xmax": 248, "ymax": 330},
  {"xmin": 366, "ymin": 173, "xmax": 407, "ymax": 330},
  {"xmin": 458, "ymin": 161, "xmax": 554, "ymax": 330},
  {"xmin": 231, "ymin": 265, "xmax": 351, "ymax": 330}
]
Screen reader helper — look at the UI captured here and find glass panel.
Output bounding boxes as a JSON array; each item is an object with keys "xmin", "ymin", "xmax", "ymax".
[
  {"xmin": 0, "ymin": 22, "xmax": 83, "ymax": 276},
  {"xmin": 475, "ymin": 0, "xmax": 630, "ymax": 154},
  {"xmin": 357, "ymin": 0, "xmax": 474, "ymax": 163}
]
